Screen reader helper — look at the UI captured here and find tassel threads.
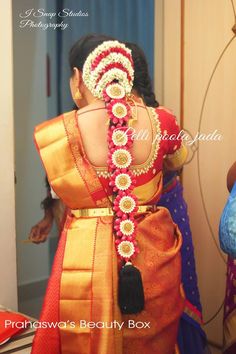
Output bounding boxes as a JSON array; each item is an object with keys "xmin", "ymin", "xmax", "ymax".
[{"xmin": 118, "ymin": 262, "xmax": 145, "ymax": 314}]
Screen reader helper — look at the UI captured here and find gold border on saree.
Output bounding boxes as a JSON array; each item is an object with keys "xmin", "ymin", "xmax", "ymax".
[{"xmin": 71, "ymin": 205, "xmax": 158, "ymax": 217}]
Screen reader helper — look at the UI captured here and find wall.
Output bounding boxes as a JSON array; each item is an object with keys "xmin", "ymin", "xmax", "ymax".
[
  {"xmin": 183, "ymin": 0, "xmax": 236, "ymax": 346},
  {"xmin": 155, "ymin": 0, "xmax": 181, "ymax": 116},
  {"xmin": 13, "ymin": 0, "xmax": 50, "ymax": 291},
  {"xmin": 157, "ymin": 0, "xmax": 236, "ymax": 347},
  {"xmin": 46, "ymin": 0, "xmax": 59, "ymax": 118},
  {"xmin": 0, "ymin": 0, "xmax": 17, "ymax": 311}
]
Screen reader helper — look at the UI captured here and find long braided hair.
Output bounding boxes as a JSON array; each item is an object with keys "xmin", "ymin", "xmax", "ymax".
[
  {"xmin": 125, "ymin": 42, "xmax": 159, "ymax": 108},
  {"xmin": 69, "ymin": 34, "xmax": 145, "ymax": 314}
]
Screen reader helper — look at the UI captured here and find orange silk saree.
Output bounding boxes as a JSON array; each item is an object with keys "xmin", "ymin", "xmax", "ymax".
[{"xmin": 31, "ymin": 109, "xmax": 185, "ymax": 354}]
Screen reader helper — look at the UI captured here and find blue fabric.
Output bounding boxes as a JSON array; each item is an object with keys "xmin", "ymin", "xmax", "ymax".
[
  {"xmin": 219, "ymin": 182, "xmax": 236, "ymax": 258},
  {"xmin": 57, "ymin": 0, "xmax": 154, "ymax": 112},
  {"xmin": 158, "ymin": 179, "xmax": 203, "ymax": 313},
  {"xmin": 158, "ymin": 174, "xmax": 207, "ymax": 354},
  {"xmin": 177, "ymin": 318, "xmax": 208, "ymax": 354}
]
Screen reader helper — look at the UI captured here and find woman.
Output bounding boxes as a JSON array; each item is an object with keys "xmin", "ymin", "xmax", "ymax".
[{"xmin": 31, "ymin": 34, "xmax": 187, "ymax": 354}]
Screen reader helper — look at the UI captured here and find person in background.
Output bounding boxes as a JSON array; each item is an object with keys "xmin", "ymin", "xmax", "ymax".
[
  {"xmin": 28, "ymin": 177, "xmax": 66, "ymax": 242},
  {"xmin": 127, "ymin": 42, "xmax": 207, "ymax": 354}
]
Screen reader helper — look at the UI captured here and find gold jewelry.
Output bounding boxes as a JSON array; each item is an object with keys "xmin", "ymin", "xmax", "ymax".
[
  {"xmin": 71, "ymin": 205, "xmax": 157, "ymax": 218},
  {"xmin": 74, "ymin": 89, "xmax": 82, "ymax": 100},
  {"xmin": 127, "ymin": 94, "xmax": 138, "ymax": 127},
  {"xmin": 127, "ymin": 94, "xmax": 147, "ymax": 126}
]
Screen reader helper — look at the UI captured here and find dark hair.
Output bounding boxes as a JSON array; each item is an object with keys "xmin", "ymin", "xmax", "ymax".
[
  {"xmin": 40, "ymin": 176, "xmax": 55, "ymax": 210},
  {"xmin": 125, "ymin": 42, "xmax": 159, "ymax": 107},
  {"xmin": 69, "ymin": 34, "xmax": 115, "ymax": 72}
]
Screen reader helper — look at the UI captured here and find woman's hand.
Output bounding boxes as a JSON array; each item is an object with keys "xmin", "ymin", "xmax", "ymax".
[{"xmin": 29, "ymin": 209, "xmax": 54, "ymax": 244}]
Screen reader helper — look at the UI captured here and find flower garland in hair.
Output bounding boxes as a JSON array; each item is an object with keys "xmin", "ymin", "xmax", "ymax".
[
  {"xmin": 82, "ymin": 40, "xmax": 144, "ymax": 314},
  {"xmin": 104, "ymin": 83, "xmax": 140, "ymax": 262},
  {"xmin": 82, "ymin": 41, "xmax": 134, "ymax": 99}
]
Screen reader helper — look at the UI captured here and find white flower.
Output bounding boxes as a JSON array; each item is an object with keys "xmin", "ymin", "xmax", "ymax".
[
  {"xmin": 112, "ymin": 129, "xmax": 128, "ymax": 146},
  {"xmin": 112, "ymin": 102, "xmax": 127, "ymax": 119},
  {"xmin": 92, "ymin": 53, "xmax": 133, "ymax": 85},
  {"xmin": 115, "ymin": 173, "xmax": 132, "ymax": 190},
  {"xmin": 106, "ymin": 83, "xmax": 125, "ymax": 99},
  {"xmin": 82, "ymin": 40, "xmax": 134, "ymax": 99},
  {"xmin": 95, "ymin": 68, "xmax": 132, "ymax": 98},
  {"xmin": 120, "ymin": 220, "xmax": 135, "ymax": 236},
  {"xmin": 111, "ymin": 149, "xmax": 132, "ymax": 169},
  {"xmin": 119, "ymin": 196, "xmax": 136, "ymax": 213},
  {"xmin": 117, "ymin": 241, "xmax": 135, "ymax": 258}
]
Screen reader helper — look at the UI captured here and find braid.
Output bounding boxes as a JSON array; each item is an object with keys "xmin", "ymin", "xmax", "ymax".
[
  {"xmin": 82, "ymin": 39, "xmax": 145, "ymax": 314},
  {"xmin": 125, "ymin": 42, "xmax": 159, "ymax": 107}
]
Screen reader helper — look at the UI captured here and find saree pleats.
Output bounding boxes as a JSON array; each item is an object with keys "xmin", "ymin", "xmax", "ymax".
[
  {"xmin": 90, "ymin": 217, "xmax": 123, "ymax": 354},
  {"xmin": 32, "ymin": 110, "xmax": 184, "ymax": 354},
  {"xmin": 122, "ymin": 208, "xmax": 184, "ymax": 354},
  {"xmin": 55, "ymin": 209, "xmax": 183, "ymax": 354},
  {"xmin": 31, "ymin": 213, "xmax": 73, "ymax": 354},
  {"xmin": 59, "ymin": 215, "xmax": 122, "ymax": 354}
]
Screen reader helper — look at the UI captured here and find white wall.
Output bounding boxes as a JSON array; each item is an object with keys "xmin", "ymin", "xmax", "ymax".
[
  {"xmin": 155, "ymin": 0, "xmax": 236, "ymax": 347},
  {"xmin": 46, "ymin": 0, "xmax": 59, "ymax": 118},
  {"xmin": 154, "ymin": 0, "xmax": 181, "ymax": 117},
  {"xmin": 0, "ymin": 0, "xmax": 18, "ymax": 310},
  {"xmin": 162, "ymin": 0, "xmax": 181, "ymax": 118},
  {"xmin": 183, "ymin": 1, "xmax": 236, "ymax": 345},
  {"xmin": 13, "ymin": 0, "xmax": 50, "ymax": 288}
]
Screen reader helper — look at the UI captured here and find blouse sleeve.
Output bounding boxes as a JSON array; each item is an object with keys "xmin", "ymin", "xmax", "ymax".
[{"xmin": 159, "ymin": 108, "xmax": 188, "ymax": 171}]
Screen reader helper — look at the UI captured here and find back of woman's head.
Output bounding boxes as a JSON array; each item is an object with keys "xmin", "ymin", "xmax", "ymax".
[
  {"xmin": 125, "ymin": 42, "xmax": 159, "ymax": 108},
  {"xmin": 69, "ymin": 35, "xmax": 159, "ymax": 108},
  {"xmin": 69, "ymin": 34, "xmax": 115, "ymax": 73}
]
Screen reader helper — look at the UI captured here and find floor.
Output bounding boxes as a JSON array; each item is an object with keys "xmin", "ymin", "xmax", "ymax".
[{"xmin": 18, "ymin": 295, "xmax": 43, "ymax": 319}]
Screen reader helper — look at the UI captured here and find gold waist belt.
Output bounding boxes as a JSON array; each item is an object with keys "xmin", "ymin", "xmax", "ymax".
[{"xmin": 71, "ymin": 205, "xmax": 158, "ymax": 218}]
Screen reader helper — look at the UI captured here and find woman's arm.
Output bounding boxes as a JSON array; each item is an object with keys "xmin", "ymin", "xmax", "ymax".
[{"xmin": 29, "ymin": 176, "xmax": 55, "ymax": 244}]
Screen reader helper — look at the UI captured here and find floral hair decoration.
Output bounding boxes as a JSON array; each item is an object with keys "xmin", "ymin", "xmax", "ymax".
[{"xmin": 82, "ymin": 40, "xmax": 144, "ymax": 314}]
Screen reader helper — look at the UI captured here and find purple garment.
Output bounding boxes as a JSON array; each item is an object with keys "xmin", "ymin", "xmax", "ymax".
[
  {"xmin": 224, "ymin": 257, "xmax": 236, "ymax": 320},
  {"xmin": 223, "ymin": 256, "xmax": 236, "ymax": 354},
  {"xmin": 158, "ymin": 175, "xmax": 207, "ymax": 354}
]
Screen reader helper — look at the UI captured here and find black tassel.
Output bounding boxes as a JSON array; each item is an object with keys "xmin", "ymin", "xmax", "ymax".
[{"xmin": 118, "ymin": 262, "xmax": 145, "ymax": 314}]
